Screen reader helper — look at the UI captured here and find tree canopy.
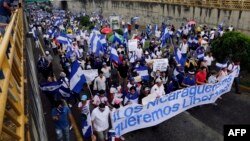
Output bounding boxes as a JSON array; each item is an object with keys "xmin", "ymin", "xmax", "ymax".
[{"xmin": 211, "ymin": 31, "xmax": 250, "ymax": 71}]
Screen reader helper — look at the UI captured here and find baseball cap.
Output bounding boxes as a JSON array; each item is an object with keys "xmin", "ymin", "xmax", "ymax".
[{"xmin": 81, "ymin": 95, "xmax": 87, "ymax": 101}]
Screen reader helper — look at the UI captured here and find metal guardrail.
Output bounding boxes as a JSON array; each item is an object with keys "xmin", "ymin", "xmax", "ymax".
[
  {"xmin": 112, "ymin": 0, "xmax": 250, "ymax": 11},
  {"xmin": 0, "ymin": 6, "xmax": 26, "ymax": 141}
]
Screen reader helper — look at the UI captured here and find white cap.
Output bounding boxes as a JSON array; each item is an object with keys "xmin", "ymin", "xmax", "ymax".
[
  {"xmin": 45, "ymin": 51, "xmax": 50, "ymax": 55},
  {"xmin": 155, "ymin": 78, "xmax": 162, "ymax": 83},
  {"xmin": 145, "ymin": 51, "xmax": 149, "ymax": 55}
]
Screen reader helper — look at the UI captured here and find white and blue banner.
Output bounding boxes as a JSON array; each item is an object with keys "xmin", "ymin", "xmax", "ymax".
[{"xmin": 111, "ymin": 71, "xmax": 236, "ymax": 136}]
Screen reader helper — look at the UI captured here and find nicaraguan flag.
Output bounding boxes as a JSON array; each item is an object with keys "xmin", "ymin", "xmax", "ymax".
[
  {"xmin": 174, "ymin": 46, "xmax": 186, "ymax": 66},
  {"xmin": 48, "ymin": 28, "xmax": 55, "ymax": 38},
  {"xmin": 160, "ymin": 28, "xmax": 170, "ymax": 47},
  {"xmin": 99, "ymin": 34, "xmax": 108, "ymax": 48},
  {"xmin": 70, "ymin": 61, "xmax": 86, "ymax": 93},
  {"xmin": 196, "ymin": 46, "xmax": 205, "ymax": 60},
  {"xmin": 216, "ymin": 62, "xmax": 228, "ymax": 68},
  {"xmin": 136, "ymin": 66, "xmax": 149, "ymax": 81},
  {"xmin": 110, "ymin": 45, "xmax": 120, "ymax": 64},
  {"xmin": 218, "ymin": 21, "xmax": 224, "ymax": 31},
  {"xmin": 90, "ymin": 33, "xmax": 103, "ymax": 55},
  {"xmin": 81, "ymin": 105, "xmax": 92, "ymax": 138},
  {"xmin": 40, "ymin": 81, "xmax": 61, "ymax": 93},
  {"xmin": 113, "ymin": 32, "xmax": 123, "ymax": 45},
  {"xmin": 123, "ymin": 27, "xmax": 128, "ymax": 40},
  {"xmin": 57, "ymin": 34, "xmax": 71, "ymax": 44},
  {"xmin": 58, "ymin": 82, "xmax": 71, "ymax": 98}
]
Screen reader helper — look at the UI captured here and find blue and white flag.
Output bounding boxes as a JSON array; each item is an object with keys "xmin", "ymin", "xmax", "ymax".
[
  {"xmin": 81, "ymin": 102, "xmax": 92, "ymax": 138},
  {"xmin": 174, "ymin": 46, "xmax": 186, "ymax": 66},
  {"xmin": 70, "ymin": 61, "xmax": 86, "ymax": 93},
  {"xmin": 58, "ymin": 79, "xmax": 71, "ymax": 98},
  {"xmin": 99, "ymin": 34, "xmax": 108, "ymax": 47},
  {"xmin": 196, "ymin": 46, "xmax": 205, "ymax": 60},
  {"xmin": 218, "ymin": 21, "xmax": 224, "ymax": 31},
  {"xmin": 57, "ymin": 34, "xmax": 71, "ymax": 44},
  {"xmin": 110, "ymin": 45, "xmax": 120, "ymax": 64},
  {"xmin": 160, "ymin": 28, "xmax": 170, "ymax": 47},
  {"xmin": 113, "ymin": 32, "xmax": 123, "ymax": 45},
  {"xmin": 90, "ymin": 33, "xmax": 103, "ymax": 55},
  {"xmin": 136, "ymin": 66, "xmax": 149, "ymax": 81},
  {"xmin": 40, "ymin": 81, "xmax": 61, "ymax": 93},
  {"xmin": 216, "ymin": 62, "xmax": 228, "ymax": 68},
  {"xmin": 48, "ymin": 28, "xmax": 56, "ymax": 38},
  {"xmin": 123, "ymin": 27, "xmax": 128, "ymax": 40}
]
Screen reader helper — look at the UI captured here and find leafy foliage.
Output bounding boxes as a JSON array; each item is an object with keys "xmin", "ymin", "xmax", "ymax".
[
  {"xmin": 211, "ymin": 32, "xmax": 250, "ymax": 70},
  {"xmin": 79, "ymin": 16, "xmax": 91, "ymax": 27}
]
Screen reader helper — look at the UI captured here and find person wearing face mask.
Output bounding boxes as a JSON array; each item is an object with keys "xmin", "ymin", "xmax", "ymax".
[
  {"xmin": 51, "ymin": 100, "xmax": 71, "ymax": 141},
  {"xmin": 91, "ymin": 103, "xmax": 110, "ymax": 141}
]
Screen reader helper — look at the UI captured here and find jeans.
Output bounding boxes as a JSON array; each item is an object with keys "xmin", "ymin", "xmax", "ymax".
[
  {"xmin": 55, "ymin": 126, "xmax": 70, "ymax": 141},
  {"xmin": 96, "ymin": 129, "xmax": 108, "ymax": 141},
  {"xmin": 234, "ymin": 77, "xmax": 240, "ymax": 93}
]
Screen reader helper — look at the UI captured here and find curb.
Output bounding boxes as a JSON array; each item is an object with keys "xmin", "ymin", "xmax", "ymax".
[{"xmin": 240, "ymin": 85, "xmax": 250, "ymax": 92}]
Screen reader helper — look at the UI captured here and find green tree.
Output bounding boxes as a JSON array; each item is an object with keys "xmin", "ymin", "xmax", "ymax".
[
  {"xmin": 211, "ymin": 31, "xmax": 250, "ymax": 71},
  {"xmin": 79, "ymin": 16, "xmax": 91, "ymax": 27}
]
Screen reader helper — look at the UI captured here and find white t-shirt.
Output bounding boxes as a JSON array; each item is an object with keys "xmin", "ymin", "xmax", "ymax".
[
  {"xmin": 150, "ymin": 84, "xmax": 165, "ymax": 97},
  {"xmin": 101, "ymin": 67, "xmax": 111, "ymax": 78},
  {"xmin": 93, "ymin": 76, "xmax": 106, "ymax": 91},
  {"xmin": 204, "ymin": 56, "xmax": 214, "ymax": 66},
  {"xmin": 91, "ymin": 106, "xmax": 110, "ymax": 132},
  {"xmin": 78, "ymin": 100, "xmax": 90, "ymax": 115},
  {"xmin": 136, "ymin": 48, "xmax": 143, "ymax": 59},
  {"xmin": 228, "ymin": 63, "xmax": 240, "ymax": 77},
  {"xmin": 155, "ymin": 30, "xmax": 161, "ymax": 38},
  {"xmin": 180, "ymin": 43, "xmax": 188, "ymax": 54}
]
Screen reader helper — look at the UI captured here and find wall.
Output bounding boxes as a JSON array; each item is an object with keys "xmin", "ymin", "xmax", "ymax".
[{"xmin": 52, "ymin": 0, "xmax": 250, "ymax": 33}]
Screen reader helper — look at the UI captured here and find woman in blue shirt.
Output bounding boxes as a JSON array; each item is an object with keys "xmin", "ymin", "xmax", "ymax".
[
  {"xmin": 181, "ymin": 70, "xmax": 196, "ymax": 87},
  {"xmin": 124, "ymin": 86, "xmax": 139, "ymax": 105}
]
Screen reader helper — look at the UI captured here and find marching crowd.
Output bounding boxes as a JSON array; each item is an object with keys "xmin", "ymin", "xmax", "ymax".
[{"xmin": 26, "ymin": 3, "xmax": 241, "ymax": 141}]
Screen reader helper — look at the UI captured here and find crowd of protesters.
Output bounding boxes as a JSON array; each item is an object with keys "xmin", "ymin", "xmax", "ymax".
[{"xmin": 26, "ymin": 2, "xmax": 241, "ymax": 141}]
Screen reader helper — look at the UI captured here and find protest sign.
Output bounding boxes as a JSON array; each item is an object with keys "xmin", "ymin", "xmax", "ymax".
[
  {"xmin": 128, "ymin": 39, "xmax": 138, "ymax": 52},
  {"xmin": 111, "ymin": 71, "xmax": 235, "ymax": 136},
  {"xmin": 82, "ymin": 69, "xmax": 98, "ymax": 84},
  {"xmin": 153, "ymin": 59, "xmax": 168, "ymax": 72}
]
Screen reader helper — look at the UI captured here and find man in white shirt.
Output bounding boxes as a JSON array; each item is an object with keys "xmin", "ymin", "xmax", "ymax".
[
  {"xmin": 155, "ymin": 29, "xmax": 161, "ymax": 39},
  {"xmin": 180, "ymin": 36, "xmax": 189, "ymax": 57},
  {"xmin": 204, "ymin": 52, "xmax": 214, "ymax": 71},
  {"xmin": 91, "ymin": 103, "xmax": 110, "ymax": 141},
  {"xmin": 228, "ymin": 60, "xmax": 241, "ymax": 94},
  {"xmin": 151, "ymin": 78, "xmax": 165, "ymax": 98},
  {"xmin": 136, "ymin": 45, "xmax": 143, "ymax": 59},
  {"xmin": 93, "ymin": 71, "xmax": 106, "ymax": 91}
]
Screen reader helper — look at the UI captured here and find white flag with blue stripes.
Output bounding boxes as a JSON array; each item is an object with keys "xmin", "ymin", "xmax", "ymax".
[
  {"xmin": 70, "ymin": 61, "xmax": 86, "ymax": 93},
  {"xmin": 110, "ymin": 45, "xmax": 119, "ymax": 64},
  {"xmin": 136, "ymin": 66, "xmax": 149, "ymax": 81}
]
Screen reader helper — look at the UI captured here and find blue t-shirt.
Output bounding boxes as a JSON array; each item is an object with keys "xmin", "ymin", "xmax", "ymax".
[
  {"xmin": 0, "ymin": 0, "xmax": 12, "ymax": 17},
  {"xmin": 182, "ymin": 75, "xmax": 196, "ymax": 86},
  {"xmin": 51, "ymin": 106, "xmax": 71, "ymax": 129}
]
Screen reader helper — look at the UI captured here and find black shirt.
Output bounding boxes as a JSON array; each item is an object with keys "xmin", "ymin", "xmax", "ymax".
[{"xmin": 118, "ymin": 64, "xmax": 129, "ymax": 78}]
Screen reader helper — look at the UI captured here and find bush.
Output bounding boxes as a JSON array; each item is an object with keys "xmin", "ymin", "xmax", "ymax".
[
  {"xmin": 79, "ymin": 16, "xmax": 91, "ymax": 27},
  {"xmin": 211, "ymin": 31, "xmax": 250, "ymax": 71}
]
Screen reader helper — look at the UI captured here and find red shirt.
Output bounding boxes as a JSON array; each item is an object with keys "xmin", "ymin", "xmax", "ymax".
[{"xmin": 196, "ymin": 71, "xmax": 207, "ymax": 84}]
